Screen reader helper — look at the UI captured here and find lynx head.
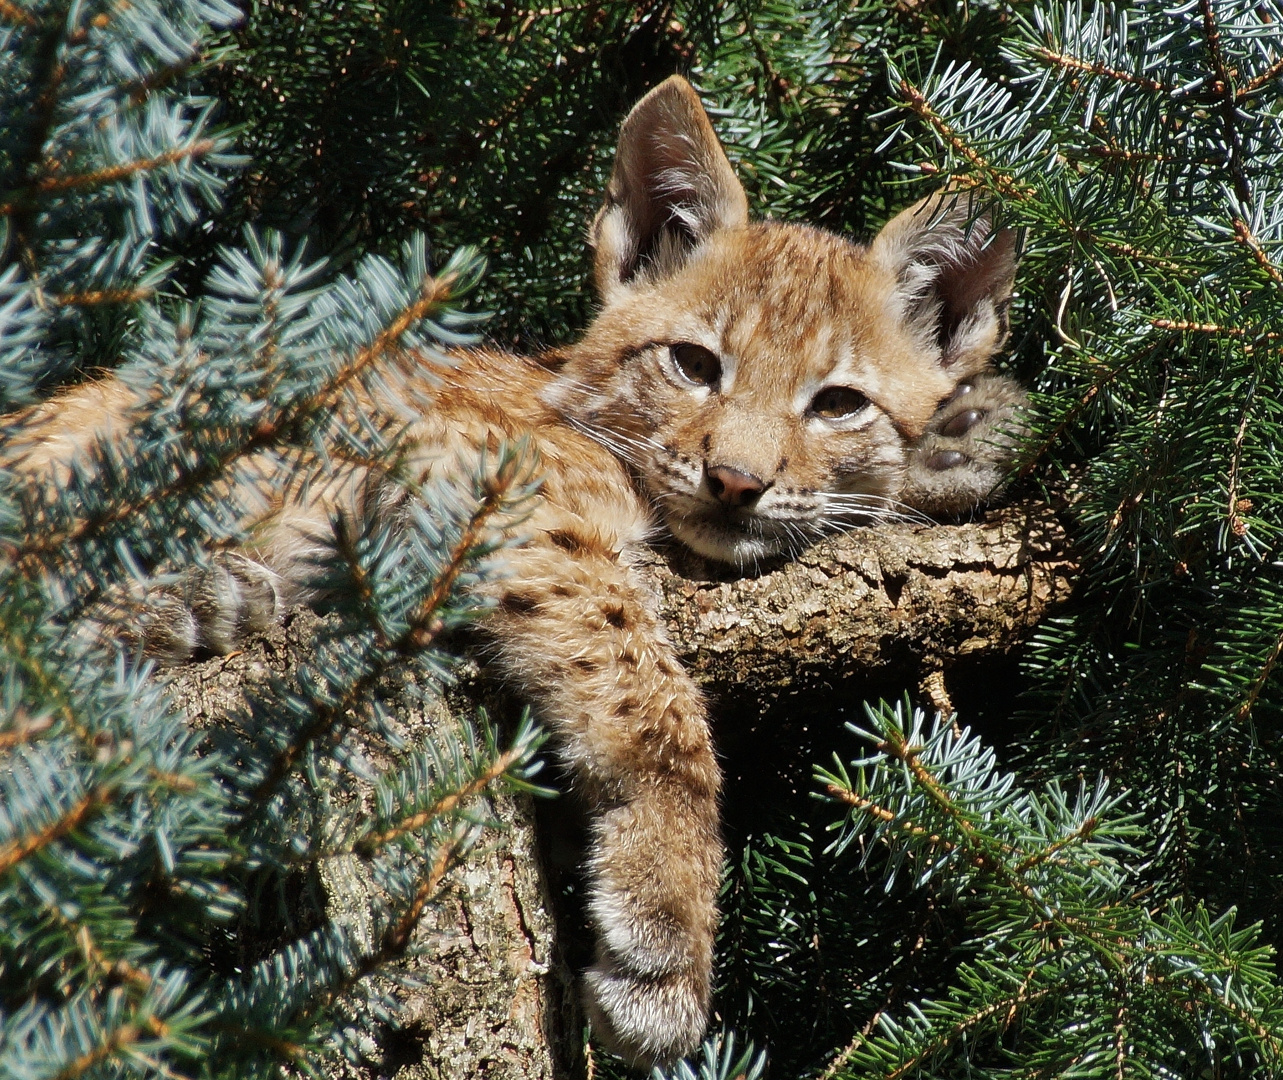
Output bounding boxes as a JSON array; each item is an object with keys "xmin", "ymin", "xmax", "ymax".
[{"xmin": 543, "ymin": 76, "xmax": 1017, "ymax": 567}]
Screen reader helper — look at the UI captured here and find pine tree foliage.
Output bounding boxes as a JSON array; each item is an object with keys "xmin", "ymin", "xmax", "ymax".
[
  {"xmin": 652, "ymin": 1032, "xmax": 767, "ymax": 1080},
  {"xmin": 876, "ymin": 0, "xmax": 1283, "ymax": 942},
  {"xmin": 1, "ymin": 3, "xmax": 547, "ymax": 1077},
  {"xmin": 815, "ymin": 701, "xmax": 1282, "ymax": 1078},
  {"xmin": 194, "ymin": 0, "xmax": 1028, "ymax": 346},
  {"xmin": 0, "ymin": 0, "xmax": 245, "ymax": 403}
]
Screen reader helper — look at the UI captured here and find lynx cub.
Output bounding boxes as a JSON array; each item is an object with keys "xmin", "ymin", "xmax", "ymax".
[{"xmin": 10, "ymin": 77, "xmax": 1025, "ymax": 1067}]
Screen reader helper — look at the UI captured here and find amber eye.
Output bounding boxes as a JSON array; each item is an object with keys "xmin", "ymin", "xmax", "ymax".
[
  {"xmin": 670, "ymin": 343, "xmax": 722, "ymax": 387},
  {"xmin": 810, "ymin": 386, "xmax": 869, "ymax": 419}
]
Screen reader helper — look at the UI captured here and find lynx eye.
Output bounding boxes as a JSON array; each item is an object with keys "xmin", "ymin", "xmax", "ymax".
[
  {"xmin": 670, "ymin": 343, "xmax": 722, "ymax": 387},
  {"xmin": 810, "ymin": 386, "xmax": 869, "ymax": 419}
]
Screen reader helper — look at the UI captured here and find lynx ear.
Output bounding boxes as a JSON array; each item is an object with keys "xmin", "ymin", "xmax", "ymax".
[
  {"xmin": 870, "ymin": 189, "xmax": 1018, "ymax": 375},
  {"xmin": 591, "ymin": 76, "xmax": 749, "ymax": 296}
]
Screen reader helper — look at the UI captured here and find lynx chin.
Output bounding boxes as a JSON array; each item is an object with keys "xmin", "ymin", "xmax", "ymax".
[{"xmin": 8, "ymin": 76, "xmax": 1026, "ymax": 1068}]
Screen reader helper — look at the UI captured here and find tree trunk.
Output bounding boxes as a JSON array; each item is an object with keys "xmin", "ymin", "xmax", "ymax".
[{"xmin": 165, "ymin": 496, "xmax": 1074, "ymax": 1080}]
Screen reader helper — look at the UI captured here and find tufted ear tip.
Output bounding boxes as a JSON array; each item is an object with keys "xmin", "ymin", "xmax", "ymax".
[
  {"xmin": 870, "ymin": 188, "xmax": 1020, "ymax": 374},
  {"xmin": 590, "ymin": 77, "xmax": 749, "ymax": 297}
]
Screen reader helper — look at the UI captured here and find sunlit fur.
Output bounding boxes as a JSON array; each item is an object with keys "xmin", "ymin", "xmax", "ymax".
[
  {"xmin": 546, "ymin": 221, "xmax": 997, "ymax": 567},
  {"xmin": 5, "ymin": 76, "xmax": 1025, "ymax": 1070}
]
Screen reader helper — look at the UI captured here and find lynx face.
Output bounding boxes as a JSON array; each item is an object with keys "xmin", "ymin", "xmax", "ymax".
[{"xmin": 543, "ymin": 77, "xmax": 1018, "ymax": 567}]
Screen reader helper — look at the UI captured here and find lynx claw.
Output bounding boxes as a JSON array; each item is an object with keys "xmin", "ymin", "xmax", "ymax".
[{"xmin": 904, "ymin": 372, "xmax": 1029, "ymax": 514}]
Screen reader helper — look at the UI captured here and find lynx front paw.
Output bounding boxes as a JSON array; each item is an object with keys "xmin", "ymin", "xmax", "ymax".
[
  {"xmin": 903, "ymin": 371, "xmax": 1029, "ymax": 515},
  {"xmin": 140, "ymin": 553, "xmax": 285, "ymax": 660}
]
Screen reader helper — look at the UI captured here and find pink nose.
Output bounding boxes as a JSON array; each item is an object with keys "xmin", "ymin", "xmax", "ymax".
[{"xmin": 705, "ymin": 465, "xmax": 769, "ymax": 507}]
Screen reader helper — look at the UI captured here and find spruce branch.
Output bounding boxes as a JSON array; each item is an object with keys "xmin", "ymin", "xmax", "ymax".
[
  {"xmin": 877, "ymin": 985, "xmax": 1060, "ymax": 1080},
  {"xmin": 1197, "ymin": 0, "xmax": 1252, "ymax": 207},
  {"xmin": 1026, "ymin": 45, "xmax": 1173, "ymax": 94},
  {"xmin": 896, "ymin": 77, "xmax": 1033, "ymax": 201},
  {"xmin": 1, "ymin": 621, "xmax": 78, "ymax": 728},
  {"xmin": 351, "ymin": 740, "xmax": 533, "ymax": 857},
  {"xmin": 380, "ymin": 827, "xmax": 469, "ymax": 955},
  {"xmin": 1225, "ymin": 381, "xmax": 1257, "ymax": 540},
  {"xmin": 4, "ymin": 5, "xmax": 67, "ymax": 277},
  {"xmin": 1238, "ymin": 54, "xmax": 1283, "ymax": 99},
  {"xmin": 51, "ymin": 287, "xmax": 156, "ymax": 307},
  {"xmin": 0, "ymin": 785, "xmax": 111, "ymax": 876},
  {"xmin": 0, "ymin": 139, "xmax": 218, "ymax": 215},
  {"xmin": 49, "ymin": 1015, "xmax": 169, "ymax": 1080},
  {"xmin": 821, "ymin": 704, "xmax": 1283, "ymax": 1076},
  {"xmin": 0, "ymin": 0, "xmax": 36, "ymax": 27},
  {"xmin": 1232, "ymin": 218, "xmax": 1283, "ymax": 289},
  {"xmin": 1235, "ymin": 627, "xmax": 1283, "ymax": 722}
]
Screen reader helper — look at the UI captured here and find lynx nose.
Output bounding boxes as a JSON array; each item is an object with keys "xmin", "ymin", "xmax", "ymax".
[{"xmin": 704, "ymin": 464, "xmax": 769, "ymax": 508}]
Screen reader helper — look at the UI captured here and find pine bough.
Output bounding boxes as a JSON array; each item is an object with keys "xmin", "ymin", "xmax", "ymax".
[{"xmin": 1, "ymin": 3, "xmax": 547, "ymax": 1078}]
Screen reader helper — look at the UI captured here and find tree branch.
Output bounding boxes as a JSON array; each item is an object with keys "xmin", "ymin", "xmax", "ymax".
[{"xmin": 166, "ymin": 495, "xmax": 1074, "ymax": 1079}]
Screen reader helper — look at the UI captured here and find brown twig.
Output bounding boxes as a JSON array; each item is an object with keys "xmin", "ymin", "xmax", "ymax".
[
  {"xmin": 0, "ymin": 141, "xmax": 217, "ymax": 216},
  {"xmin": 1028, "ymin": 46, "xmax": 1172, "ymax": 94},
  {"xmin": 897, "ymin": 79, "xmax": 1033, "ymax": 201},
  {"xmin": 354, "ymin": 743, "xmax": 526, "ymax": 855},
  {"xmin": 0, "ymin": 0, "xmax": 37, "ymax": 26},
  {"xmin": 1237, "ymin": 629, "xmax": 1283, "ymax": 723},
  {"xmin": 0, "ymin": 787, "xmax": 109, "ymax": 876},
  {"xmin": 1225, "ymin": 383, "xmax": 1256, "ymax": 539},
  {"xmin": 1237, "ymin": 54, "xmax": 1283, "ymax": 99},
  {"xmin": 1233, "ymin": 219, "xmax": 1283, "ymax": 289},
  {"xmin": 382, "ymin": 834, "xmax": 465, "ymax": 954},
  {"xmin": 53, "ymin": 287, "xmax": 155, "ymax": 307}
]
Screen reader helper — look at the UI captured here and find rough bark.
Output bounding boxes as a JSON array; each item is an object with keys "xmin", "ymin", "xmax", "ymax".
[
  {"xmin": 651, "ymin": 493, "xmax": 1074, "ymax": 710},
  {"xmin": 163, "ymin": 495, "xmax": 1074, "ymax": 1080}
]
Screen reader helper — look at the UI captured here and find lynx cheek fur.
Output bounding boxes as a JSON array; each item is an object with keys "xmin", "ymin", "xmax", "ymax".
[{"xmin": 7, "ymin": 77, "xmax": 1025, "ymax": 1067}]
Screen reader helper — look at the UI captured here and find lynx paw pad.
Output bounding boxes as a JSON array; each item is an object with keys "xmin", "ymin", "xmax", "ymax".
[{"xmin": 904, "ymin": 372, "xmax": 1029, "ymax": 515}]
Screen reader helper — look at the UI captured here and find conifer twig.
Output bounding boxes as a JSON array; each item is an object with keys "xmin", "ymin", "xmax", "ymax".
[
  {"xmin": 1237, "ymin": 54, "xmax": 1283, "ymax": 99},
  {"xmin": 0, "ymin": 141, "xmax": 217, "ymax": 217},
  {"xmin": 353, "ymin": 743, "xmax": 527, "ymax": 855},
  {"xmin": 1232, "ymin": 219, "xmax": 1283, "ymax": 289},
  {"xmin": 1027, "ymin": 46, "xmax": 1171, "ymax": 94},
  {"xmin": 381, "ymin": 833, "xmax": 466, "ymax": 954},
  {"xmin": 879, "ymin": 987, "xmax": 1058, "ymax": 1079},
  {"xmin": 1236, "ymin": 629, "xmax": 1283, "ymax": 723},
  {"xmin": 0, "ymin": 0, "xmax": 36, "ymax": 26},
  {"xmin": 825, "ymin": 783, "xmax": 955, "ymax": 851},
  {"xmin": 1198, "ymin": 0, "xmax": 1253, "ymax": 208},
  {"xmin": 897, "ymin": 79, "xmax": 1033, "ymax": 201},
  {"xmin": 0, "ymin": 787, "xmax": 110, "ymax": 875},
  {"xmin": 1225, "ymin": 384, "xmax": 1256, "ymax": 539},
  {"xmin": 51, "ymin": 287, "xmax": 156, "ymax": 306}
]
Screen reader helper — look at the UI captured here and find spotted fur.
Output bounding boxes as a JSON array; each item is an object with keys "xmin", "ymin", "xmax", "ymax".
[{"xmin": 6, "ymin": 76, "xmax": 1027, "ymax": 1068}]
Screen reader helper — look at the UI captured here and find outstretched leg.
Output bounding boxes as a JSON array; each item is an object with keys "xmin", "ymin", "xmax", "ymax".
[{"xmin": 486, "ymin": 537, "xmax": 722, "ymax": 1068}]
